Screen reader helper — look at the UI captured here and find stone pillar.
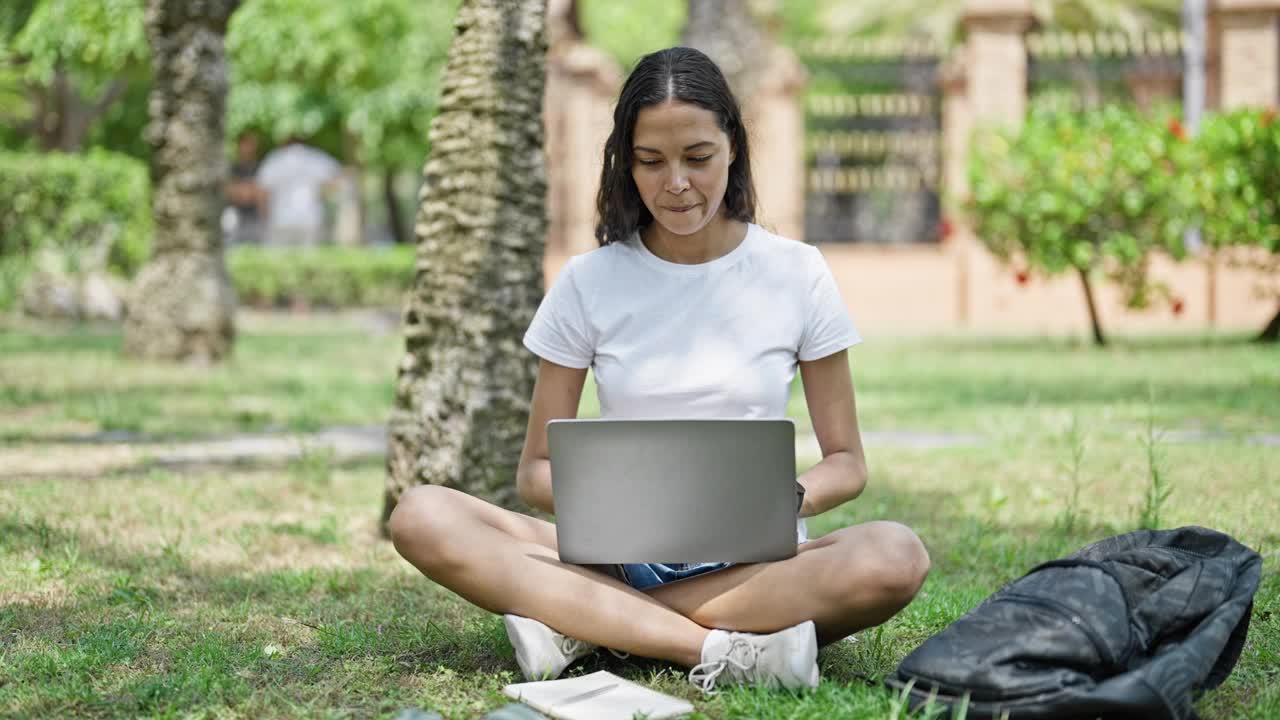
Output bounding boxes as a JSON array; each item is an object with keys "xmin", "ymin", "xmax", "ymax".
[
  {"xmin": 963, "ymin": 0, "xmax": 1035, "ymax": 126},
  {"xmin": 747, "ymin": 44, "xmax": 807, "ymax": 241},
  {"xmin": 939, "ymin": 56, "xmax": 973, "ymax": 323},
  {"xmin": 543, "ymin": 0, "xmax": 621, "ymax": 258},
  {"xmin": 952, "ymin": 0, "xmax": 1034, "ymax": 326},
  {"xmin": 1208, "ymin": 0, "xmax": 1280, "ymax": 109},
  {"xmin": 940, "ymin": 56, "xmax": 972, "ymax": 207},
  {"xmin": 683, "ymin": 0, "xmax": 807, "ymax": 241}
]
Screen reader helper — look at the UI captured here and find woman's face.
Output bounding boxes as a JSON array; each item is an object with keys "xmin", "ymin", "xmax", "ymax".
[{"xmin": 630, "ymin": 100, "xmax": 735, "ymax": 237}]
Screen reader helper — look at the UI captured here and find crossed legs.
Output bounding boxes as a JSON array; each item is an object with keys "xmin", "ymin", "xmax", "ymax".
[{"xmin": 388, "ymin": 485, "xmax": 930, "ymax": 667}]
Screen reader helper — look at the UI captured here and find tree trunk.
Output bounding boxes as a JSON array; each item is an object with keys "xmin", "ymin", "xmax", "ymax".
[
  {"xmin": 1077, "ymin": 266, "xmax": 1107, "ymax": 346},
  {"xmin": 35, "ymin": 70, "xmax": 127, "ymax": 152},
  {"xmin": 383, "ymin": 168, "xmax": 408, "ymax": 245},
  {"xmin": 681, "ymin": 0, "xmax": 768, "ymax": 107},
  {"xmin": 383, "ymin": 0, "xmax": 548, "ymax": 525},
  {"xmin": 123, "ymin": 0, "xmax": 239, "ymax": 363},
  {"xmin": 335, "ymin": 128, "xmax": 366, "ymax": 246},
  {"xmin": 1257, "ymin": 304, "xmax": 1280, "ymax": 343}
]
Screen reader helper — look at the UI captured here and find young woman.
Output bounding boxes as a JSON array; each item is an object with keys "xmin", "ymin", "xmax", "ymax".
[{"xmin": 389, "ymin": 46, "xmax": 930, "ymax": 693}]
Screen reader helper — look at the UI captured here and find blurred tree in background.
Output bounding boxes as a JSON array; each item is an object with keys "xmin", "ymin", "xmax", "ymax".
[
  {"xmin": 123, "ymin": 0, "xmax": 240, "ymax": 363},
  {"xmin": 967, "ymin": 105, "xmax": 1197, "ymax": 346},
  {"xmin": 226, "ymin": 0, "xmax": 457, "ymax": 243},
  {"xmin": 578, "ymin": 0, "xmax": 683, "ymax": 72},
  {"xmin": 1, "ymin": 0, "xmax": 458, "ymax": 241},
  {"xmin": 1, "ymin": 0, "xmax": 148, "ymax": 155},
  {"xmin": 1195, "ymin": 110, "xmax": 1280, "ymax": 342},
  {"xmin": 682, "ymin": 0, "xmax": 770, "ymax": 106}
]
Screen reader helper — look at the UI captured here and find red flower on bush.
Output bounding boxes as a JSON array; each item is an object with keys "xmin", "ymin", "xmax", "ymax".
[
  {"xmin": 1171, "ymin": 297, "xmax": 1185, "ymax": 316},
  {"xmin": 1167, "ymin": 117, "xmax": 1188, "ymax": 142},
  {"xmin": 1262, "ymin": 109, "xmax": 1277, "ymax": 128},
  {"xmin": 939, "ymin": 218, "xmax": 955, "ymax": 241},
  {"xmin": 1015, "ymin": 269, "xmax": 1030, "ymax": 286}
]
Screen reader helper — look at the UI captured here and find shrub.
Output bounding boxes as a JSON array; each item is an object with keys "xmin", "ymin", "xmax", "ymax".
[
  {"xmin": 0, "ymin": 149, "xmax": 151, "ymax": 272},
  {"xmin": 0, "ymin": 150, "xmax": 151, "ymax": 309},
  {"xmin": 1193, "ymin": 109, "xmax": 1280, "ymax": 341},
  {"xmin": 227, "ymin": 245, "xmax": 415, "ymax": 308},
  {"xmin": 967, "ymin": 105, "xmax": 1198, "ymax": 344},
  {"xmin": 1197, "ymin": 109, "xmax": 1280, "ymax": 253}
]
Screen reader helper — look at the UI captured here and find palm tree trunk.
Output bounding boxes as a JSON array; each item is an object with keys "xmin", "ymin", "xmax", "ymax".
[
  {"xmin": 123, "ymin": 0, "xmax": 239, "ymax": 362},
  {"xmin": 1077, "ymin": 266, "xmax": 1107, "ymax": 346},
  {"xmin": 383, "ymin": 0, "xmax": 548, "ymax": 525}
]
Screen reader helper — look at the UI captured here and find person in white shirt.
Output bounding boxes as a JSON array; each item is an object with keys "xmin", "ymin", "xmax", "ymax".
[
  {"xmin": 254, "ymin": 139, "xmax": 343, "ymax": 246},
  {"xmin": 389, "ymin": 46, "xmax": 930, "ymax": 693}
]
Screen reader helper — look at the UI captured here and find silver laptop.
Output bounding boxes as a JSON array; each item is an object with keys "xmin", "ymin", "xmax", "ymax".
[{"xmin": 549, "ymin": 418, "xmax": 798, "ymax": 564}]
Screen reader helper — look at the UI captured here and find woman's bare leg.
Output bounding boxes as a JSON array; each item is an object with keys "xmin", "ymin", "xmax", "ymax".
[
  {"xmin": 644, "ymin": 521, "xmax": 930, "ymax": 645},
  {"xmin": 388, "ymin": 485, "xmax": 710, "ymax": 667}
]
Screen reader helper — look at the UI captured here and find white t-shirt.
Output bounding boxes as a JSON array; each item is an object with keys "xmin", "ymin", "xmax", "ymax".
[
  {"xmin": 255, "ymin": 144, "xmax": 342, "ymax": 231},
  {"xmin": 523, "ymin": 222, "xmax": 862, "ymax": 541}
]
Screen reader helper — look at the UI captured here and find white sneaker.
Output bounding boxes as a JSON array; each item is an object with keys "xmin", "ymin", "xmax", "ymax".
[
  {"xmin": 503, "ymin": 614, "xmax": 599, "ymax": 681},
  {"xmin": 688, "ymin": 620, "xmax": 820, "ymax": 693}
]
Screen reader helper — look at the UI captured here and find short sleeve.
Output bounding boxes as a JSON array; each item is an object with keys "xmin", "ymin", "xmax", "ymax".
[
  {"xmin": 307, "ymin": 148, "xmax": 342, "ymax": 182},
  {"xmin": 523, "ymin": 256, "xmax": 594, "ymax": 368},
  {"xmin": 797, "ymin": 248, "xmax": 862, "ymax": 361}
]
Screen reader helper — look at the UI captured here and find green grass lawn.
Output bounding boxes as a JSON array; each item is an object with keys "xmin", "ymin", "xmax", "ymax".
[{"xmin": 1, "ymin": 312, "xmax": 1277, "ymax": 719}]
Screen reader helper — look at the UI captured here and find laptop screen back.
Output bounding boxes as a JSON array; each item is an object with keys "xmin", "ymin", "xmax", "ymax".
[{"xmin": 549, "ymin": 418, "xmax": 797, "ymax": 564}]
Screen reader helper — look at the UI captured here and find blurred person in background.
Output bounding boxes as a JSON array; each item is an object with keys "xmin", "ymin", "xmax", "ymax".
[
  {"xmin": 255, "ymin": 137, "xmax": 344, "ymax": 246},
  {"xmin": 223, "ymin": 132, "xmax": 267, "ymax": 246}
]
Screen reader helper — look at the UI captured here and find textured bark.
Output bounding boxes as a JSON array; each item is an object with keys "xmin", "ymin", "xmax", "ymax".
[
  {"xmin": 383, "ymin": 0, "xmax": 548, "ymax": 522},
  {"xmin": 123, "ymin": 0, "xmax": 239, "ymax": 363},
  {"xmin": 681, "ymin": 0, "xmax": 769, "ymax": 107}
]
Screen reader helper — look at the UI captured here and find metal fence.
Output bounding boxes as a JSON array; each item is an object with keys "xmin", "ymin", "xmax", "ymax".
[
  {"xmin": 799, "ymin": 37, "xmax": 944, "ymax": 245},
  {"xmin": 1027, "ymin": 30, "xmax": 1185, "ymax": 112}
]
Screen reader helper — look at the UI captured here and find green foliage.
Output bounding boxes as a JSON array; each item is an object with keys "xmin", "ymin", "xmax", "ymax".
[
  {"xmin": 578, "ymin": 0, "xmax": 684, "ymax": 71},
  {"xmin": 2, "ymin": 0, "xmax": 148, "ymax": 157},
  {"xmin": 0, "ymin": 53, "xmax": 32, "ymax": 151},
  {"xmin": 227, "ymin": 245, "xmax": 415, "ymax": 308},
  {"xmin": 967, "ymin": 105, "xmax": 1197, "ymax": 308},
  {"xmin": 226, "ymin": 0, "xmax": 457, "ymax": 169},
  {"xmin": 1, "ymin": 2, "xmax": 43, "ymax": 149},
  {"xmin": 1195, "ymin": 109, "xmax": 1280, "ymax": 255},
  {"xmin": 10, "ymin": 0, "xmax": 147, "ymax": 95},
  {"xmin": 0, "ymin": 150, "xmax": 150, "ymax": 307},
  {"xmin": 0, "ymin": 0, "xmax": 38, "ymax": 38},
  {"xmin": 80, "ymin": 74, "xmax": 151, "ymax": 160}
]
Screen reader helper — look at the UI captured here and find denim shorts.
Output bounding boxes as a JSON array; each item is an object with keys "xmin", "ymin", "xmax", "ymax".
[{"xmin": 590, "ymin": 562, "xmax": 735, "ymax": 591}]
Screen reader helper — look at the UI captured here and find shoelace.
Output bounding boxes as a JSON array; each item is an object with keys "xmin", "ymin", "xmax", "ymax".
[
  {"xmin": 556, "ymin": 634, "xmax": 630, "ymax": 660},
  {"xmin": 557, "ymin": 635, "xmax": 590, "ymax": 656},
  {"xmin": 688, "ymin": 636, "xmax": 760, "ymax": 694}
]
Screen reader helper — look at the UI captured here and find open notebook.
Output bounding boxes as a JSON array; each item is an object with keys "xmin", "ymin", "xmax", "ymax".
[{"xmin": 502, "ymin": 670, "xmax": 694, "ymax": 720}]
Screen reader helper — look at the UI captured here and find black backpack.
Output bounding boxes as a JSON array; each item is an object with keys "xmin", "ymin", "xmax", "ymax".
[{"xmin": 886, "ymin": 526, "xmax": 1262, "ymax": 719}]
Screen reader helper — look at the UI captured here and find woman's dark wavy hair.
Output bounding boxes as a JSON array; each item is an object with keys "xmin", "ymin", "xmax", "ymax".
[{"xmin": 594, "ymin": 46, "xmax": 756, "ymax": 246}]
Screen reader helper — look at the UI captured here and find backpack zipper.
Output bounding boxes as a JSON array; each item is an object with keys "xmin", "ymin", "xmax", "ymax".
[{"xmin": 998, "ymin": 592, "xmax": 1123, "ymax": 672}]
